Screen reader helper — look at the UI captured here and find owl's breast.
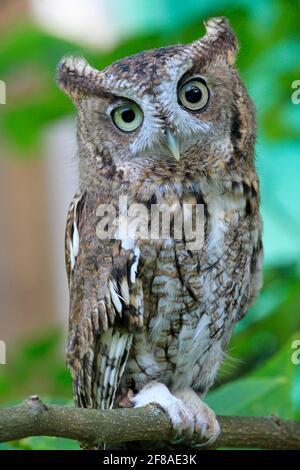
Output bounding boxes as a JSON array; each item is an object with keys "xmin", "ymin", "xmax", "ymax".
[{"xmin": 124, "ymin": 181, "xmax": 259, "ymax": 392}]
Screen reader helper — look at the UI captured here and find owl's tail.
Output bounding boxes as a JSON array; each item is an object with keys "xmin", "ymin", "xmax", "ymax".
[{"xmin": 96, "ymin": 329, "xmax": 133, "ymax": 449}]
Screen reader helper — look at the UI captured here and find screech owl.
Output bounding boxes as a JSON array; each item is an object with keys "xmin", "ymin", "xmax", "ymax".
[{"xmin": 57, "ymin": 17, "xmax": 263, "ymax": 447}]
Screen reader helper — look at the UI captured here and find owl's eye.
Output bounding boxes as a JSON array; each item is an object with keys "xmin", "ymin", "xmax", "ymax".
[
  {"xmin": 178, "ymin": 78, "xmax": 209, "ymax": 111},
  {"xmin": 111, "ymin": 103, "xmax": 143, "ymax": 132}
]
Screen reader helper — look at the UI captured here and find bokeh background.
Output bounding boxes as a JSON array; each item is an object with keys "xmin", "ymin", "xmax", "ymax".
[{"xmin": 0, "ymin": 0, "xmax": 300, "ymax": 450}]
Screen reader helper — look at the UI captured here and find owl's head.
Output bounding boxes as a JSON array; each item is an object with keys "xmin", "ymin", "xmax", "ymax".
[{"xmin": 57, "ymin": 17, "xmax": 255, "ymax": 180}]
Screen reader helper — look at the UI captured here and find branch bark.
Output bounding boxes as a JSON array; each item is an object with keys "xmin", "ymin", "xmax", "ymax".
[{"xmin": 0, "ymin": 395, "xmax": 300, "ymax": 449}]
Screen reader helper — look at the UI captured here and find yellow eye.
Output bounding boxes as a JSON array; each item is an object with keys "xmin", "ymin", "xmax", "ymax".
[
  {"xmin": 178, "ymin": 78, "xmax": 209, "ymax": 111},
  {"xmin": 111, "ymin": 103, "xmax": 143, "ymax": 132}
]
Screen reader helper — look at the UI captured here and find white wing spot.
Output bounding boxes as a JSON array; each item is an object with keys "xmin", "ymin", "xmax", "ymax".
[
  {"xmin": 69, "ymin": 239, "xmax": 75, "ymax": 270},
  {"xmin": 72, "ymin": 218, "xmax": 80, "ymax": 258},
  {"xmin": 130, "ymin": 246, "xmax": 140, "ymax": 284},
  {"xmin": 109, "ymin": 280, "xmax": 123, "ymax": 314},
  {"xmin": 120, "ymin": 279, "xmax": 130, "ymax": 305}
]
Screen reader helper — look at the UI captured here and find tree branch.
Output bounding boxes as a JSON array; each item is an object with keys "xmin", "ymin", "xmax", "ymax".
[{"xmin": 0, "ymin": 395, "xmax": 299, "ymax": 449}]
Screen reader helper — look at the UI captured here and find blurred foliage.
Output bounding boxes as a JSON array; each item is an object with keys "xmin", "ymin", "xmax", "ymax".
[
  {"xmin": 0, "ymin": 0, "xmax": 300, "ymax": 450},
  {"xmin": 0, "ymin": 331, "xmax": 72, "ymax": 402}
]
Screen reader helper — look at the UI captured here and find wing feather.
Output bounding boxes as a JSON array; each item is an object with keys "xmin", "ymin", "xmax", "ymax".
[
  {"xmin": 237, "ymin": 225, "xmax": 263, "ymax": 321},
  {"xmin": 65, "ymin": 192, "xmax": 143, "ymax": 417}
]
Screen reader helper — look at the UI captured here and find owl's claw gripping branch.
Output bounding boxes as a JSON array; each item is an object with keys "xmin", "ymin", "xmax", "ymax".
[
  {"xmin": 0, "ymin": 397, "xmax": 300, "ymax": 449},
  {"xmin": 131, "ymin": 383, "xmax": 220, "ymax": 445}
]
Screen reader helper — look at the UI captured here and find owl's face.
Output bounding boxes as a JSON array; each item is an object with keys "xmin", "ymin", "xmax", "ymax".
[{"xmin": 58, "ymin": 17, "xmax": 254, "ymax": 177}]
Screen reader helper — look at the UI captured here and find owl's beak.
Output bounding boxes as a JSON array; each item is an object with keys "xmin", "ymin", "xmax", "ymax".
[{"xmin": 166, "ymin": 129, "xmax": 181, "ymax": 161}]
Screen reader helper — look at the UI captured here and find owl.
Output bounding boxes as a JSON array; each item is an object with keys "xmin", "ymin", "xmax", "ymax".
[{"xmin": 58, "ymin": 17, "xmax": 263, "ymax": 447}]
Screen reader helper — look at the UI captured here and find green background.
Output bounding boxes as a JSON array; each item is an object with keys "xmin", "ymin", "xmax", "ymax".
[{"xmin": 0, "ymin": 0, "xmax": 299, "ymax": 450}]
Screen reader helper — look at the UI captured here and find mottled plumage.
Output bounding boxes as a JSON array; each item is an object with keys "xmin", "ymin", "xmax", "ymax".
[{"xmin": 58, "ymin": 17, "xmax": 263, "ymax": 447}]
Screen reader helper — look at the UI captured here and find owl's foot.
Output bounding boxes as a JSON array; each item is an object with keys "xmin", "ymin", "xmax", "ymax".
[
  {"xmin": 173, "ymin": 388, "xmax": 220, "ymax": 446},
  {"xmin": 116, "ymin": 388, "xmax": 134, "ymax": 408},
  {"xmin": 131, "ymin": 382, "xmax": 194, "ymax": 438}
]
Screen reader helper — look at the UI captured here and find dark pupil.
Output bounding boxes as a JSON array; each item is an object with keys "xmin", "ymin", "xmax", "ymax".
[
  {"xmin": 185, "ymin": 85, "xmax": 202, "ymax": 104},
  {"xmin": 122, "ymin": 108, "xmax": 135, "ymax": 123}
]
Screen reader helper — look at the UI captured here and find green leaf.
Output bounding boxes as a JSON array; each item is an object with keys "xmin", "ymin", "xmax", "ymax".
[
  {"xmin": 15, "ymin": 436, "xmax": 80, "ymax": 450},
  {"xmin": 250, "ymin": 332, "xmax": 300, "ymax": 419},
  {"xmin": 213, "ymin": 333, "xmax": 300, "ymax": 419},
  {"xmin": 0, "ymin": 442, "xmax": 19, "ymax": 450},
  {"xmin": 206, "ymin": 376, "xmax": 286, "ymax": 416}
]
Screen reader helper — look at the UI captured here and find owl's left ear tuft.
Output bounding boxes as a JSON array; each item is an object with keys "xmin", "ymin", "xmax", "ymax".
[
  {"xmin": 201, "ymin": 17, "xmax": 239, "ymax": 65},
  {"xmin": 57, "ymin": 56, "xmax": 103, "ymax": 102}
]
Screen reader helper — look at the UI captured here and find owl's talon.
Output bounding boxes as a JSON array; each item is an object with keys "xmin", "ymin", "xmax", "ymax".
[
  {"xmin": 116, "ymin": 388, "xmax": 134, "ymax": 408},
  {"xmin": 170, "ymin": 435, "xmax": 189, "ymax": 445},
  {"xmin": 131, "ymin": 382, "xmax": 194, "ymax": 440},
  {"xmin": 173, "ymin": 388, "xmax": 220, "ymax": 446}
]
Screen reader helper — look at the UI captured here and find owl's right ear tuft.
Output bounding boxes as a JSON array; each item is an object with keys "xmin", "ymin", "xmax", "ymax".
[{"xmin": 56, "ymin": 56, "xmax": 102, "ymax": 102}]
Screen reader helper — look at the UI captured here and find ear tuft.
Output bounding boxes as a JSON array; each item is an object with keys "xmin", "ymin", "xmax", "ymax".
[
  {"xmin": 201, "ymin": 16, "xmax": 239, "ymax": 64},
  {"xmin": 56, "ymin": 56, "xmax": 102, "ymax": 101},
  {"xmin": 204, "ymin": 17, "xmax": 230, "ymax": 36}
]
